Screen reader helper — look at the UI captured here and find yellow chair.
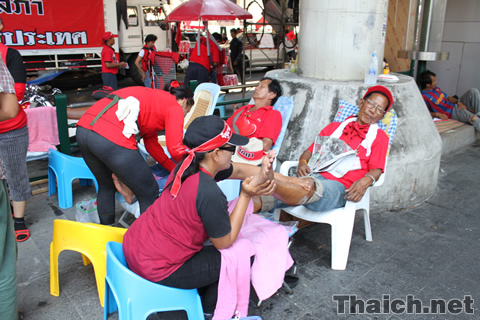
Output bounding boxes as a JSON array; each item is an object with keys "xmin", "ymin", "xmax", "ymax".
[{"xmin": 50, "ymin": 219, "xmax": 127, "ymax": 307}]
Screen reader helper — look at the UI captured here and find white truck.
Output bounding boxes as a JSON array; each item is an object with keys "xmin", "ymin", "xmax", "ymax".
[{"xmin": 0, "ymin": 0, "xmax": 179, "ymax": 86}]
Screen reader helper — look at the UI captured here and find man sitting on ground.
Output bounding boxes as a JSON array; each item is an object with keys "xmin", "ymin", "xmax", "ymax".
[
  {"xmin": 419, "ymin": 70, "xmax": 480, "ymax": 131},
  {"xmin": 226, "ymin": 77, "xmax": 283, "ymax": 152}
]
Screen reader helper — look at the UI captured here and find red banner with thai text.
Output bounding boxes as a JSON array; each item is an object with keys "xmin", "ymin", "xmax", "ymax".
[{"xmin": 0, "ymin": 0, "xmax": 104, "ymax": 50}]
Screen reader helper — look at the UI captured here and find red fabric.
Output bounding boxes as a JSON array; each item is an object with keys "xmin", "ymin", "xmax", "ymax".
[
  {"xmin": 307, "ymin": 121, "xmax": 389, "ymax": 188},
  {"xmin": 170, "ymin": 122, "xmax": 232, "ymax": 197},
  {"xmin": 76, "ymin": 87, "xmax": 187, "ymax": 171},
  {"xmin": 166, "ymin": 0, "xmax": 252, "ymax": 22},
  {"xmin": 141, "ymin": 45, "xmax": 157, "ymax": 72},
  {"xmin": 124, "ymin": 173, "xmax": 206, "ymax": 282},
  {"xmin": 227, "ymin": 105, "xmax": 282, "ymax": 145},
  {"xmin": 286, "ymin": 31, "xmax": 296, "ymax": 41},
  {"xmin": 223, "ymin": 74, "xmax": 238, "ymax": 86},
  {"xmin": 101, "ymin": 45, "xmax": 119, "ymax": 74},
  {"xmin": 0, "ymin": 107, "xmax": 26, "ymax": 134},
  {"xmin": 189, "ymin": 38, "xmax": 219, "ymax": 72},
  {"xmin": 155, "ymin": 51, "xmax": 181, "ymax": 64},
  {"xmin": 178, "ymin": 41, "xmax": 191, "ymax": 54}
]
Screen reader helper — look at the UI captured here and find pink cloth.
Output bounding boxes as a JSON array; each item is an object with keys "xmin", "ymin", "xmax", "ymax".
[
  {"xmin": 214, "ymin": 238, "xmax": 254, "ymax": 320},
  {"xmin": 213, "ymin": 198, "xmax": 294, "ymax": 319},
  {"xmin": 24, "ymin": 106, "xmax": 59, "ymax": 152}
]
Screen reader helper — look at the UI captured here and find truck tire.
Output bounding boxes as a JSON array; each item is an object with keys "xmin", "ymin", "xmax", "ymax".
[{"xmin": 127, "ymin": 55, "xmax": 144, "ymax": 86}]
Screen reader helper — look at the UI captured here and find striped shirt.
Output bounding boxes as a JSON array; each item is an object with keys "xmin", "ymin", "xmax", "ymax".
[
  {"xmin": 421, "ymin": 87, "xmax": 455, "ymax": 118},
  {"xmin": 0, "ymin": 58, "xmax": 15, "ymax": 94}
]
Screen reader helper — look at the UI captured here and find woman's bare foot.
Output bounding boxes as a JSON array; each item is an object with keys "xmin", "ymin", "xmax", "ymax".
[
  {"xmin": 112, "ymin": 174, "xmax": 135, "ymax": 204},
  {"xmin": 250, "ymin": 150, "xmax": 276, "ymax": 187}
]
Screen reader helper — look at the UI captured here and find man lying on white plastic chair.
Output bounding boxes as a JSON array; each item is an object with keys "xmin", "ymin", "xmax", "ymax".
[
  {"xmin": 116, "ymin": 85, "xmax": 393, "ymax": 218},
  {"xmin": 253, "ymin": 85, "xmax": 394, "ymax": 214}
]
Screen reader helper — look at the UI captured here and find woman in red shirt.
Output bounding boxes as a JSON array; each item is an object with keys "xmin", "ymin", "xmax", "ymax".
[{"xmin": 76, "ymin": 83, "xmax": 194, "ymax": 225}]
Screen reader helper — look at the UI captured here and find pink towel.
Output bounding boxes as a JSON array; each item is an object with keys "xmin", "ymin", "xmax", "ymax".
[
  {"xmin": 214, "ymin": 238, "xmax": 255, "ymax": 320},
  {"xmin": 24, "ymin": 106, "xmax": 59, "ymax": 152},
  {"xmin": 214, "ymin": 198, "xmax": 294, "ymax": 319}
]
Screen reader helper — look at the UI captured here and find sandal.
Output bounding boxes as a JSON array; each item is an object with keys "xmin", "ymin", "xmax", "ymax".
[
  {"xmin": 18, "ymin": 310, "xmax": 25, "ymax": 320},
  {"xmin": 15, "ymin": 229, "xmax": 30, "ymax": 242}
]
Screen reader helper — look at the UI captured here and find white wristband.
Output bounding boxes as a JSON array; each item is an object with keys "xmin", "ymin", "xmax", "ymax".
[{"xmin": 365, "ymin": 174, "xmax": 376, "ymax": 186}]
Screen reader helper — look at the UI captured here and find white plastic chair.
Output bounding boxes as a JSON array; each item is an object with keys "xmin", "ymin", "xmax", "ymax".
[
  {"xmin": 273, "ymin": 161, "xmax": 386, "ymax": 270},
  {"xmin": 272, "ymin": 101, "xmax": 397, "ymax": 270}
]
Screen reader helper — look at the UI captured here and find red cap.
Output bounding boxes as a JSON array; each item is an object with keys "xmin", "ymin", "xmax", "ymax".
[
  {"xmin": 102, "ymin": 32, "xmax": 118, "ymax": 41},
  {"xmin": 363, "ymin": 85, "xmax": 394, "ymax": 111}
]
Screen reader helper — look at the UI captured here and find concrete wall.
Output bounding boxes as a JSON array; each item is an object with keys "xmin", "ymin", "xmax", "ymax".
[
  {"xmin": 427, "ymin": 0, "xmax": 480, "ymax": 95},
  {"xmin": 266, "ymin": 70, "xmax": 442, "ymax": 212}
]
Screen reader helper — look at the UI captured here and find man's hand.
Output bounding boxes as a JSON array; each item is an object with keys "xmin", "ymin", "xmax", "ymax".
[
  {"xmin": 433, "ymin": 112, "xmax": 448, "ymax": 120},
  {"xmin": 344, "ymin": 177, "xmax": 371, "ymax": 202},
  {"xmin": 457, "ymin": 101, "xmax": 467, "ymax": 110},
  {"xmin": 297, "ymin": 161, "xmax": 311, "ymax": 177}
]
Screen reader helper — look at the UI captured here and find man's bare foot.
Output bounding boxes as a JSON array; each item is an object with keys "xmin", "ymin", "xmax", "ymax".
[
  {"xmin": 112, "ymin": 174, "xmax": 135, "ymax": 204},
  {"xmin": 250, "ymin": 150, "xmax": 276, "ymax": 187}
]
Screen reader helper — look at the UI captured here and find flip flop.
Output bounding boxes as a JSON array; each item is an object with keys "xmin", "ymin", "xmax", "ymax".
[{"xmin": 15, "ymin": 229, "xmax": 30, "ymax": 242}]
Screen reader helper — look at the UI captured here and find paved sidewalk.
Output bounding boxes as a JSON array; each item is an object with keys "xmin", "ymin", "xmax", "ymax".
[{"xmin": 17, "ymin": 143, "xmax": 480, "ymax": 320}]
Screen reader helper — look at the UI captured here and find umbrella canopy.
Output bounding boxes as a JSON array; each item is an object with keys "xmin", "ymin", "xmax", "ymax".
[{"xmin": 166, "ymin": 0, "xmax": 253, "ymax": 22}]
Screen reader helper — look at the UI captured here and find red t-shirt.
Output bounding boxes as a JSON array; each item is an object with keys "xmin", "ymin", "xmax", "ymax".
[
  {"xmin": 189, "ymin": 37, "xmax": 220, "ymax": 72},
  {"xmin": 101, "ymin": 45, "xmax": 119, "ymax": 74},
  {"xmin": 76, "ymin": 87, "xmax": 186, "ymax": 171},
  {"xmin": 307, "ymin": 121, "xmax": 388, "ymax": 188},
  {"xmin": 226, "ymin": 105, "xmax": 282, "ymax": 145},
  {"xmin": 123, "ymin": 169, "xmax": 232, "ymax": 282}
]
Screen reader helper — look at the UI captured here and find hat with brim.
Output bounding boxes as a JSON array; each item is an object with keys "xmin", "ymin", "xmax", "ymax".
[
  {"xmin": 184, "ymin": 115, "xmax": 248, "ymax": 150},
  {"xmin": 363, "ymin": 85, "xmax": 394, "ymax": 111},
  {"xmin": 231, "ymin": 138, "xmax": 266, "ymax": 166},
  {"xmin": 103, "ymin": 32, "xmax": 118, "ymax": 41}
]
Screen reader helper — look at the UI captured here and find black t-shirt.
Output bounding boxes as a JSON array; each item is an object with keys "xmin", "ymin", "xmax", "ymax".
[
  {"xmin": 6, "ymin": 48, "xmax": 26, "ymax": 84},
  {"xmin": 230, "ymin": 38, "xmax": 243, "ymax": 63}
]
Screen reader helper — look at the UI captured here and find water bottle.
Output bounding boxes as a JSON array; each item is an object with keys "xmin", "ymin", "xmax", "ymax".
[{"xmin": 365, "ymin": 51, "xmax": 378, "ymax": 85}]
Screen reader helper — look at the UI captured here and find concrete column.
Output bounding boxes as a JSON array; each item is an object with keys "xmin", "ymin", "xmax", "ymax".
[{"xmin": 298, "ymin": 0, "xmax": 389, "ymax": 80}]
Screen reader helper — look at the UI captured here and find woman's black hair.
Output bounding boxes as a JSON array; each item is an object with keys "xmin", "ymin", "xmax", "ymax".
[
  {"xmin": 163, "ymin": 80, "xmax": 195, "ymax": 108},
  {"xmin": 164, "ymin": 151, "xmax": 207, "ymax": 191}
]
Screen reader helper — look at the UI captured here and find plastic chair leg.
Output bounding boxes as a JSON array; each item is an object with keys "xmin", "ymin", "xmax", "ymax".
[
  {"xmin": 330, "ymin": 210, "xmax": 356, "ymax": 271},
  {"xmin": 57, "ymin": 176, "xmax": 73, "ymax": 209},
  {"xmin": 363, "ymin": 209, "xmax": 372, "ymax": 241},
  {"xmin": 48, "ymin": 167, "xmax": 56, "ymax": 196},
  {"xmin": 50, "ymin": 242, "xmax": 60, "ymax": 297}
]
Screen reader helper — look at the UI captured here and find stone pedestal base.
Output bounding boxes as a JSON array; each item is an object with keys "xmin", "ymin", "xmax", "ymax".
[{"xmin": 267, "ymin": 70, "xmax": 442, "ymax": 212}]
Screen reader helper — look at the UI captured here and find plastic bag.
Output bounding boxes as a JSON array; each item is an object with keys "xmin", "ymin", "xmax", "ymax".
[{"xmin": 75, "ymin": 198, "xmax": 100, "ymax": 224}]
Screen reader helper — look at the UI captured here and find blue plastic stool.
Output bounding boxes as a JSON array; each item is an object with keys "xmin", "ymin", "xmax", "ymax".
[
  {"xmin": 48, "ymin": 149, "xmax": 98, "ymax": 209},
  {"xmin": 104, "ymin": 241, "xmax": 204, "ymax": 320},
  {"xmin": 215, "ymin": 94, "xmax": 226, "ymax": 118}
]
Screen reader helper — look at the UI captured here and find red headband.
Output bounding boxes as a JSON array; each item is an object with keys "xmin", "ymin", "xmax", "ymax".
[
  {"xmin": 171, "ymin": 80, "xmax": 180, "ymax": 88},
  {"xmin": 170, "ymin": 123, "xmax": 233, "ymax": 197}
]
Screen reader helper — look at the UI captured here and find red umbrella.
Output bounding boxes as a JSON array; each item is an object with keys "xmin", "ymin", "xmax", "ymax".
[
  {"xmin": 165, "ymin": 0, "xmax": 253, "ymax": 22},
  {"xmin": 166, "ymin": 0, "xmax": 253, "ymax": 57}
]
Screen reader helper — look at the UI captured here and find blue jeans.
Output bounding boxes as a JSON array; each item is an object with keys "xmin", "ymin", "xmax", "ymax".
[{"xmin": 276, "ymin": 174, "xmax": 347, "ymax": 212}]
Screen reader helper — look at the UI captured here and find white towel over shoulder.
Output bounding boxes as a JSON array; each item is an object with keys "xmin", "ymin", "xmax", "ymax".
[{"xmin": 115, "ymin": 96, "xmax": 140, "ymax": 138}]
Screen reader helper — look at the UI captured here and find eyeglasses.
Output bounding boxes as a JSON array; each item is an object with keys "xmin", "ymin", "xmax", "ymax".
[
  {"xmin": 365, "ymin": 99, "xmax": 386, "ymax": 115},
  {"xmin": 211, "ymin": 145, "xmax": 236, "ymax": 154}
]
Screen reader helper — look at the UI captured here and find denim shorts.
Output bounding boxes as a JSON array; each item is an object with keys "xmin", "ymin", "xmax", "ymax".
[{"xmin": 269, "ymin": 173, "xmax": 347, "ymax": 213}]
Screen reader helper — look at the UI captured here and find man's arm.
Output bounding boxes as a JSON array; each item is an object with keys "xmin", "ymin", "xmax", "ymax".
[
  {"xmin": 105, "ymin": 61, "xmax": 127, "ymax": 69},
  {"xmin": 344, "ymin": 168, "xmax": 382, "ymax": 202},
  {"xmin": 430, "ymin": 111, "xmax": 448, "ymax": 120},
  {"xmin": 134, "ymin": 54, "xmax": 146, "ymax": 81},
  {"xmin": 297, "ymin": 149, "xmax": 312, "ymax": 177},
  {"xmin": 0, "ymin": 92, "xmax": 19, "ymax": 121},
  {"xmin": 262, "ymin": 137, "xmax": 273, "ymax": 152}
]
